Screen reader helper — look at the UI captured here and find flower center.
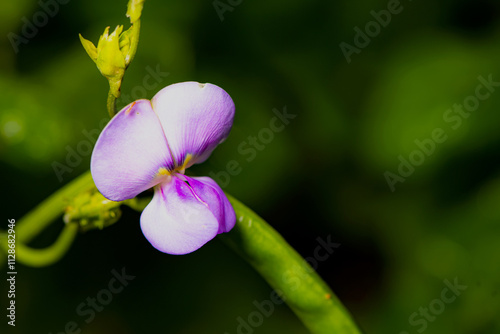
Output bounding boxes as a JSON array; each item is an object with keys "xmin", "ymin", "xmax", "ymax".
[{"xmin": 156, "ymin": 154, "xmax": 193, "ymax": 178}]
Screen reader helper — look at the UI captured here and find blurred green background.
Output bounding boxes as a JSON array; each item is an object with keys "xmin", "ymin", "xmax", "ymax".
[{"xmin": 2, "ymin": 0, "xmax": 500, "ymax": 333}]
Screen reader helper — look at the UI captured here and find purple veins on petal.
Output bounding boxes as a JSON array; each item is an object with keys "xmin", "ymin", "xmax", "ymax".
[
  {"xmin": 183, "ymin": 175, "xmax": 236, "ymax": 234},
  {"xmin": 140, "ymin": 176, "xmax": 220, "ymax": 255}
]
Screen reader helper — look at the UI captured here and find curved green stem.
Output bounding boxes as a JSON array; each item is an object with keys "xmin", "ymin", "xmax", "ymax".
[
  {"xmin": 1, "ymin": 223, "xmax": 79, "ymax": 268},
  {"xmin": 220, "ymin": 195, "xmax": 362, "ymax": 334},
  {"xmin": 0, "ymin": 172, "xmax": 94, "ymax": 269}
]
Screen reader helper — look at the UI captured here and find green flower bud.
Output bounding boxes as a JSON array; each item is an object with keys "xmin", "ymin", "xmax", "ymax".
[{"xmin": 80, "ymin": 26, "xmax": 126, "ymax": 86}]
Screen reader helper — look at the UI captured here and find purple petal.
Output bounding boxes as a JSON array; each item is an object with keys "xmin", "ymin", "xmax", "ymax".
[
  {"xmin": 151, "ymin": 82, "xmax": 235, "ymax": 168},
  {"xmin": 183, "ymin": 176, "xmax": 236, "ymax": 234},
  {"xmin": 91, "ymin": 100, "xmax": 174, "ymax": 201},
  {"xmin": 140, "ymin": 176, "xmax": 220, "ymax": 254}
]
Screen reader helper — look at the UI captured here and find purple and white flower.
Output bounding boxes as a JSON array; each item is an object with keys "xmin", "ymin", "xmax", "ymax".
[{"xmin": 90, "ymin": 82, "xmax": 236, "ymax": 254}]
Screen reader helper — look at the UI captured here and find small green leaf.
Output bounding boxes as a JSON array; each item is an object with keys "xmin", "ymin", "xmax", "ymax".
[{"xmin": 79, "ymin": 34, "xmax": 98, "ymax": 61}]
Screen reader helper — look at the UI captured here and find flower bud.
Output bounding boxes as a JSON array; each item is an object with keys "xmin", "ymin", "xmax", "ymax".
[{"xmin": 80, "ymin": 26, "xmax": 126, "ymax": 84}]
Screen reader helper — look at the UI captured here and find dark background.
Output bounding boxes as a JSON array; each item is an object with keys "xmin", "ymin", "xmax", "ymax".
[{"xmin": 2, "ymin": 0, "xmax": 500, "ymax": 333}]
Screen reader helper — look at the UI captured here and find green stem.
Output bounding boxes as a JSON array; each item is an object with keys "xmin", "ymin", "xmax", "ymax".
[
  {"xmin": 220, "ymin": 195, "xmax": 362, "ymax": 334},
  {"xmin": 107, "ymin": 89, "xmax": 117, "ymax": 118},
  {"xmin": 107, "ymin": 76, "xmax": 123, "ymax": 117}
]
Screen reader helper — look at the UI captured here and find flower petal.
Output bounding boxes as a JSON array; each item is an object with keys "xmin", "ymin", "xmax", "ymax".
[
  {"xmin": 151, "ymin": 82, "xmax": 235, "ymax": 168},
  {"xmin": 184, "ymin": 176, "xmax": 236, "ymax": 234},
  {"xmin": 140, "ymin": 176, "xmax": 219, "ymax": 254},
  {"xmin": 91, "ymin": 100, "xmax": 174, "ymax": 201}
]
